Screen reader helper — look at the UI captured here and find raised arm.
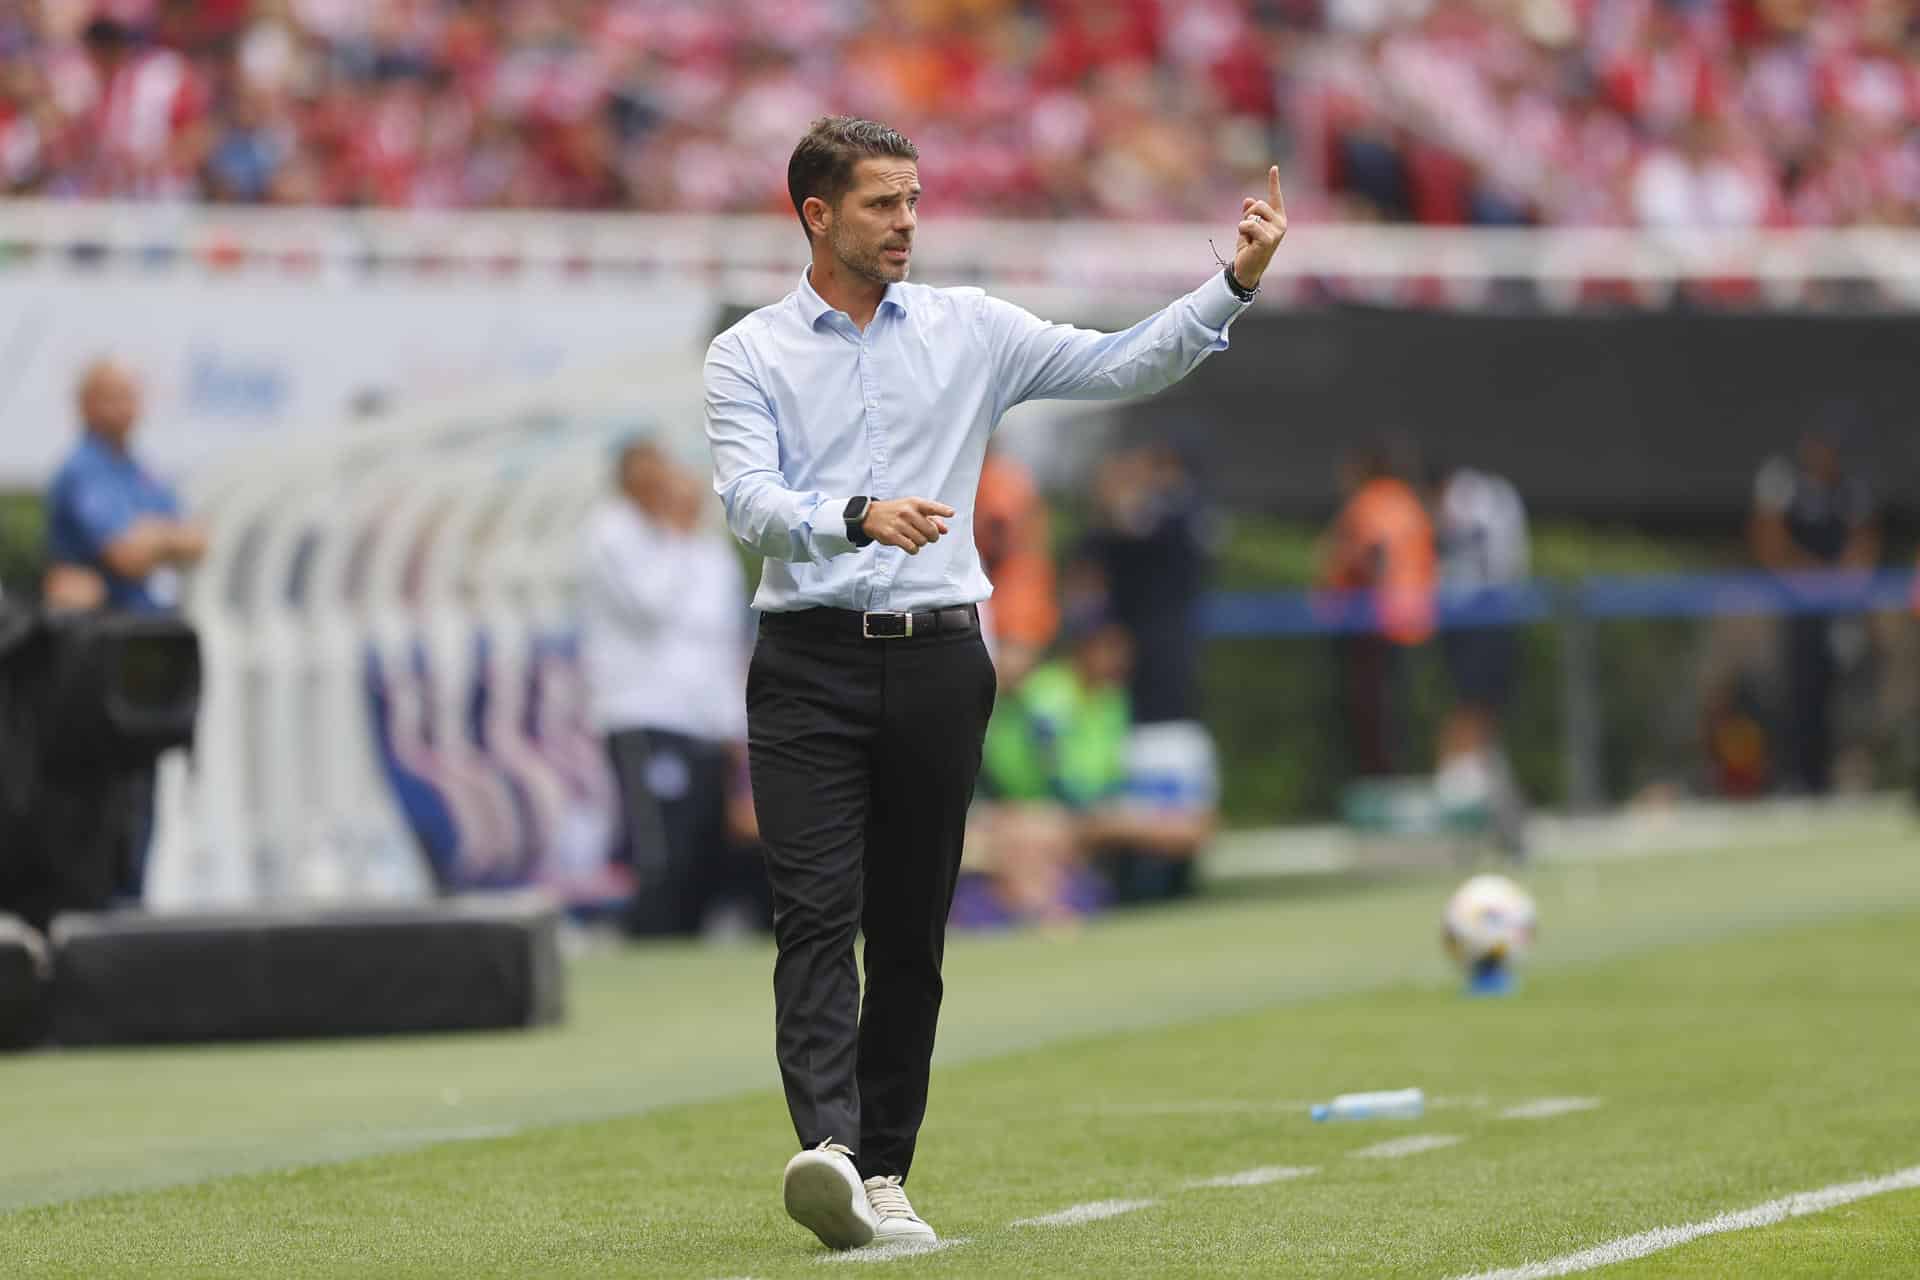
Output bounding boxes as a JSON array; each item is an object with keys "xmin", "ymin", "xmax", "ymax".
[
  {"xmin": 978, "ymin": 272, "xmax": 1247, "ymax": 412},
  {"xmin": 984, "ymin": 167, "xmax": 1288, "ymax": 413},
  {"xmin": 703, "ymin": 333, "xmax": 860, "ymax": 565}
]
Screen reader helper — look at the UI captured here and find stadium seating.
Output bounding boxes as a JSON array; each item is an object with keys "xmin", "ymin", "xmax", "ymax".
[{"xmin": 0, "ymin": 2, "xmax": 1912, "ymax": 229}]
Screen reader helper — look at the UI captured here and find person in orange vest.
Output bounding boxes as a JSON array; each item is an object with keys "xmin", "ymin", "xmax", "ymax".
[
  {"xmin": 1317, "ymin": 444, "xmax": 1436, "ymax": 777},
  {"xmin": 974, "ymin": 447, "xmax": 1060, "ymax": 689}
]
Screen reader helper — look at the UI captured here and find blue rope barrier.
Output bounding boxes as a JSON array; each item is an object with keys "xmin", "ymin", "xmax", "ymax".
[{"xmin": 1204, "ymin": 570, "xmax": 1918, "ymax": 638}]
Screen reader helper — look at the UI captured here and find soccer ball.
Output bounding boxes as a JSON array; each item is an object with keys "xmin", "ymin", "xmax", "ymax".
[{"xmin": 1442, "ymin": 874, "xmax": 1537, "ymax": 974}]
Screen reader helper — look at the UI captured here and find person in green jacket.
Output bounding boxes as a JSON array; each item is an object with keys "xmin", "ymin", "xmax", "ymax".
[{"xmin": 983, "ymin": 616, "xmax": 1135, "ymax": 811}]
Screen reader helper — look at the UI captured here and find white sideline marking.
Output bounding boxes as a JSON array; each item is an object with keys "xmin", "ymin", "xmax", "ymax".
[
  {"xmin": 1073, "ymin": 1100, "xmax": 1315, "ymax": 1115},
  {"xmin": 1352, "ymin": 1134, "xmax": 1463, "ymax": 1159},
  {"xmin": 1499, "ymin": 1097, "xmax": 1603, "ymax": 1120},
  {"xmin": 1011, "ymin": 1199, "xmax": 1159, "ymax": 1228},
  {"xmin": 1451, "ymin": 1164, "xmax": 1920, "ymax": 1280},
  {"xmin": 1076, "ymin": 1097, "xmax": 1486, "ymax": 1117},
  {"xmin": 1185, "ymin": 1166, "xmax": 1318, "ymax": 1190},
  {"xmin": 819, "ymin": 1237, "xmax": 972, "ymax": 1264},
  {"xmin": 379, "ymin": 1124, "xmax": 522, "ymax": 1144}
]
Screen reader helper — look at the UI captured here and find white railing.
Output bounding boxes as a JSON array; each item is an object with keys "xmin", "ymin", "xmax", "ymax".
[
  {"xmin": 145, "ymin": 351, "xmax": 712, "ymax": 909},
  {"xmin": 6, "ymin": 201, "xmax": 1920, "ymax": 307}
]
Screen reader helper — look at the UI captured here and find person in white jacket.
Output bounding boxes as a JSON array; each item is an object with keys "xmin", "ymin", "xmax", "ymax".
[{"xmin": 579, "ymin": 437, "xmax": 753, "ymax": 936}]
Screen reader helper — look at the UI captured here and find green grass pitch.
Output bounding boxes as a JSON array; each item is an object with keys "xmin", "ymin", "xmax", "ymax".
[{"xmin": 3, "ymin": 815, "xmax": 1917, "ymax": 1277}]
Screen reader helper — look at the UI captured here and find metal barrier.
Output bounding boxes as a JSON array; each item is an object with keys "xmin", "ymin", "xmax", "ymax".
[{"xmin": 1203, "ymin": 570, "xmax": 1919, "ymax": 812}]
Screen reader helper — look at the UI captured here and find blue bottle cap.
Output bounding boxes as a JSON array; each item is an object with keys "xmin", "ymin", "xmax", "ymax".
[{"xmin": 1467, "ymin": 962, "xmax": 1516, "ymax": 997}]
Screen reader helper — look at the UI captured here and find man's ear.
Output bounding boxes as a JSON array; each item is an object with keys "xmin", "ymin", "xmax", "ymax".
[{"xmin": 803, "ymin": 195, "xmax": 831, "ymax": 239}]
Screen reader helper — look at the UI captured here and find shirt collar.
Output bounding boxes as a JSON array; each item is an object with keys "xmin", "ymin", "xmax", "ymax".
[
  {"xmin": 78, "ymin": 430, "xmax": 134, "ymax": 467},
  {"xmin": 796, "ymin": 266, "xmax": 909, "ymax": 330}
]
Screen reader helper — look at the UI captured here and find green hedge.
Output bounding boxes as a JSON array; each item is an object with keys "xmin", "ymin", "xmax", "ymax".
[
  {"xmin": 1201, "ymin": 516, "xmax": 1736, "ymax": 826},
  {"xmin": 0, "ymin": 491, "xmax": 43, "ymax": 595}
]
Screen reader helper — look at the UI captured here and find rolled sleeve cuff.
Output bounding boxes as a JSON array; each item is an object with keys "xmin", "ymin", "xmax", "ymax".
[
  {"xmin": 810, "ymin": 494, "xmax": 858, "ymax": 558},
  {"xmin": 1192, "ymin": 268, "xmax": 1254, "ymax": 334}
]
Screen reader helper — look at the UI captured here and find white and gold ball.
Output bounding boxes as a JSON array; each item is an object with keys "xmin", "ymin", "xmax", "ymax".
[{"xmin": 1442, "ymin": 874, "xmax": 1537, "ymax": 970}]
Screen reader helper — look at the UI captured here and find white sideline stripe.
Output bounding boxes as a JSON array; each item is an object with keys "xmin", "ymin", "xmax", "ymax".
[
  {"xmin": 1011, "ymin": 1199, "xmax": 1159, "ymax": 1228},
  {"xmin": 1073, "ymin": 1101, "xmax": 1316, "ymax": 1115},
  {"xmin": 819, "ymin": 1237, "xmax": 972, "ymax": 1264},
  {"xmin": 1185, "ymin": 1166, "xmax": 1318, "ymax": 1189},
  {"xmin": 1352, "ymin": 1134, "xmax": 1463, "ymax": 1159},
  {"xmin": 1075, "ymin": 1097, "xmax": 1486, "ymax": 1117},
  {"xmin": 1451, "ymin": 1164, "xmax": 1920, "ymax": 1280},
  {"xmin": 1499, "ymin": 1097, "xmax": 1603, "ymax": 1120},
  {"xmin": 380, "ymin": 1124, "xmax": 522, "ymax": 1143}
]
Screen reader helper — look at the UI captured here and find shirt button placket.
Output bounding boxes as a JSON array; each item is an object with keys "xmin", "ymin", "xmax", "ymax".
[{"xmin": 860, "ymin": 333, "xmax": 893, "ymax": 612}]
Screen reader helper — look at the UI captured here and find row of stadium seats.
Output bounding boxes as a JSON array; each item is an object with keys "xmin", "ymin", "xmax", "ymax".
[{"xmin": 1, "ymin": 2, "xmax": 1913, "ymax": 227}]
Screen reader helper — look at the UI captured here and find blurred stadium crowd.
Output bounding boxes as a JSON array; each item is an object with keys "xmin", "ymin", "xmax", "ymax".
[{"xmin": 0, "ymin": 0, "xmax": 1912, "ymax": 226}]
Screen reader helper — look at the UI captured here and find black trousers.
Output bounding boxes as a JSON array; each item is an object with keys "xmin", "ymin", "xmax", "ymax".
[
  {"xmin": 1784, "ymin": 614, "xmax": 1835, "ymax": 795},
  {"xmin": 605, "ymin": 727, "xmax": 736, "ymax": 936},
  {"xmin": 747, "ymin": 609, "xmax": 996, "ymax": 1182},
  {"xmin": 1337, "ymin": 632, "xmax": 1408, "ymax": 777}
]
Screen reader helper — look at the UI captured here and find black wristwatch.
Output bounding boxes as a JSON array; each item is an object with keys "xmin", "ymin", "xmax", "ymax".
[
  {"xmin": 844, "ymin": 495, "xmax": 874, "ymax": 547},
  {"xmin": 1223, "ymin": 264, "xmax": 1259, "ymax": 303}
]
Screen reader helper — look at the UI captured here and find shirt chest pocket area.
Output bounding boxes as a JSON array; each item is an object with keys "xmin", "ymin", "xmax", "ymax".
[{"xmin": 767, "ymin": 362, "xmax": 874, "ymax": 487}]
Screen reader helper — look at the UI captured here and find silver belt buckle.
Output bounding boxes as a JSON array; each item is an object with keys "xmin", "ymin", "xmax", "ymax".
[{"xmin": 861, "ymin": 611, "xmax": 912, "ymax": 639}]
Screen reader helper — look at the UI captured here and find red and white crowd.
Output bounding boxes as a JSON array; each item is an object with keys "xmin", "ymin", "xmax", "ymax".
[{"xmin": 0, "ymin": 0, "xmax": 1912, "ymax": 226}]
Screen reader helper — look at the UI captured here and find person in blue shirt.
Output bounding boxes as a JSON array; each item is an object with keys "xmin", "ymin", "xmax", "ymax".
[
  {"xmin": 712, "ymin": 116, "xmax": 1288, "ymax": 1252},
  {"xmin": 44, "ymin": 360, "xmax": 206, "ymax": 613}
]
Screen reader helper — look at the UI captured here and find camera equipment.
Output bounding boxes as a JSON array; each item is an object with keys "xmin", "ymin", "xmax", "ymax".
[{"xmin": 0, "ymin": 604, "xmax": 201, "ymax": 929}]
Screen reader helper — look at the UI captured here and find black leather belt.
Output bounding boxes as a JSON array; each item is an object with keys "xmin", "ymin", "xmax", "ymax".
[{"xmin": 761, "ymin": 604, "xmax": 980, "ymax": 641}]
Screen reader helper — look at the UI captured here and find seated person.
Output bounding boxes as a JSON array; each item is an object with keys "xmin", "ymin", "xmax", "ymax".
[
  {"xmin": 959, "ymin": 603, "xmax": 1215, "ymax": 925},
  {"xmin": 1098, "ymin": 717, "xmax": 1219, "ymax": 905}
]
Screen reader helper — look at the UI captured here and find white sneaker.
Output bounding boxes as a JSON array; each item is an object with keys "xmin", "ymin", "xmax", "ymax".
[
  {"xmin": 782, "ymin": 1140, "xmax": 876, "ymax": 1251},
  {"xmin": 864, "ymin": 1175, "xmax": 937, "ymax": 1245}
]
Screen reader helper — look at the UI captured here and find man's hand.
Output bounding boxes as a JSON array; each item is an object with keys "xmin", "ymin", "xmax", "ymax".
[
  {"xmin": 1231, "ymin": 166, "xmax": 1288, "ymax": 290},
  {"xmin": 166, "ymin": 521, "xmax": 209, "ymax": 565},
  {"xmin": 863, "ymin": 497, "xmax": 954, "ymax": 555},
  {"xmin": 102, "ymin": 517, "xmax": 207, "ymax": 580}
]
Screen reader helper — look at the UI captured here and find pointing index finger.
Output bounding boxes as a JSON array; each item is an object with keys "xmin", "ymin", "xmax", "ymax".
[{"xmin": 1269, "ymin": 166, "xmax": 1284, "ymax": 215}]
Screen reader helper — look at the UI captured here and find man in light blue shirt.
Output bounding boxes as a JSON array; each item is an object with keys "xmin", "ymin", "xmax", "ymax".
[{"xmin": 706, "ymin": 116, "xmax": 1287, "ymax": 1252}]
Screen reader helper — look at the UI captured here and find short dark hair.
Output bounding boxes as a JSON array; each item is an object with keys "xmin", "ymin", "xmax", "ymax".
[{"xmin": 787, "ymin": 116, "xmax": 918, "ymax": 242}]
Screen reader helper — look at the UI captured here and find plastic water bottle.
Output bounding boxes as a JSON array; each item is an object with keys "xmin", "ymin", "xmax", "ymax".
[{"xmin": 1310, "ymin": 1088, "xmax": 1425, "ymax": 1122}]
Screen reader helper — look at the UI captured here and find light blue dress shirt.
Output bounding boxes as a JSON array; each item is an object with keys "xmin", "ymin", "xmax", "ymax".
[{"xmin": 704, "ymin": 268, "xmax": 1250, "ymax": 614}]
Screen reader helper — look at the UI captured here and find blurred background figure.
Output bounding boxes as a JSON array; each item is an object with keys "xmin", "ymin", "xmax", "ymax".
[
  {"xmin": 1431, "ymin": 462, "xmax": 1531, "ymax": 855},
  {"xmin": 1082, "ymin": 442, "xmax": 1222, "ymax": 903},
  {"xmin": 1748, "ymin": 421, "xmax": 1881, "ymax": 796},
  {"xmin": 974, "ymin": 444, "xmax": 1059, "ymax": 691},
  {"xmin": 970, "ymin": 592, "xmax": 1130, "ymax": 926},
  {"xmin": 44, "ymin": 359, "xmax": 204, "ymax": 614},
  {"xmin": 971, "ymin": 578, "xmax": 1215, "ymax": 919},
  {"xmin": 1085, "ymin": 443, "xmax": 1215, "ymax": 731},
  {"xmin": 39, "ymin": 357, "xmax": 205, "ymax": 903},
  {"xmin": 579, "ymin": 438, "xmax": 763, "ymax": 939},
  {"xmin": 1318, "ymin": 442, "xmax": 1435, "ymax": 780}
]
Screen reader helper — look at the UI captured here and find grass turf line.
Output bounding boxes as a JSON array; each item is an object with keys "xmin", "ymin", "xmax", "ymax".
[
  {"xmin": 2, "ymin": 869, "xmax": 1918, "ymax": 1274},
  {"xmin": 0, "ymin": 822, "xmax": 1912, "ymax": 1214}
]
